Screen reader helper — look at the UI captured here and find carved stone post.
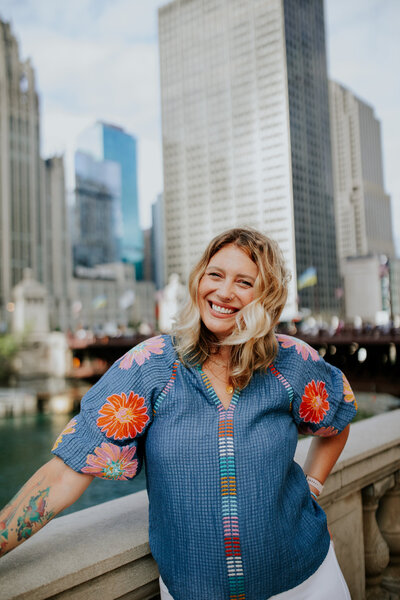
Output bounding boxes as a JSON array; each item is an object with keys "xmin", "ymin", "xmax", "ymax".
[
  {"xmin": 362, "ymin": 476, "xmax": 393, "ymax": 600},
  {"xmin": 377, "ymin": 470, "xmax": 400, "ymax": 595}
]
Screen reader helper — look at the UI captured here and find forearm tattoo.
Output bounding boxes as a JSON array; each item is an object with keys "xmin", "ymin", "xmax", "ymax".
[
  {"xmin": 0, "ymin": 480, "xmax": 54, "ymax": 556},
  {"xmin": 16, "ymin": 487, "xmax": 55, "ymax": 541}
]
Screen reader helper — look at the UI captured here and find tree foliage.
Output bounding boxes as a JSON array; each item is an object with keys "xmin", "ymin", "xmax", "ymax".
[{"xmin": 0, "ymin": 333, "xmax": 21, "ymax": 383}]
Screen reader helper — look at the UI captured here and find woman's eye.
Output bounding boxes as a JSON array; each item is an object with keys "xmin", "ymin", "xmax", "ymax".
[
  {"xmin": 238, "ymin": 280, "xmax": 252, "ymax": 287},
  {"xmin": 209, "ymin": 272, "xmax": 221, "ymax": 278}
]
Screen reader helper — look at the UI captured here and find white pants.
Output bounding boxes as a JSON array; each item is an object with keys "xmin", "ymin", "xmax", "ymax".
[{"xmin": 159, "ymin": 542, "xmax": 351, "ymax": 599}]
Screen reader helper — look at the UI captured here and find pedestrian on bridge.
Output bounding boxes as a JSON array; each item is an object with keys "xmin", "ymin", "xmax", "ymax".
[{"xmin": 0, "ymin": 227, "xmax": 356, "ymax": 599}]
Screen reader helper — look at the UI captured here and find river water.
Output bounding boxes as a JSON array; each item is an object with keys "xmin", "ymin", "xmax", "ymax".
[
  {"xmin": 0, "ymin": 411, "xmax": 146, "ymax": 515},
  {"xmin": 0, "ymin": 391, "xmax": 399, "ymax": 516}
]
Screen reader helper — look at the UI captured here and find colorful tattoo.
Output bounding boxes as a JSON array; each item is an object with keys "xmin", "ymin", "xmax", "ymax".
[
  {"xmin": 16, "ymin": 488, "xmax": 54, "ymax": 542},
  {"xmin": 0, "ymin": 484, "xmax": 28, "ymax": 555},
  {"xmin": 0, "ymin": 508, "xmax": 12, "ymax": 554}
]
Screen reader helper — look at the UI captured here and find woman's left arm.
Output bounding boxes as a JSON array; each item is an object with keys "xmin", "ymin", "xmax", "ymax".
[{"xmin": 303, "ymin": 424, "xmax": 350, "ymax": 497}]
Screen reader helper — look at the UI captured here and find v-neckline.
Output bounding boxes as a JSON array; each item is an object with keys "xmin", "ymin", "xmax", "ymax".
[{"xmin": 197, "ymin": 366, "xmax": 240, "ymax": 411}]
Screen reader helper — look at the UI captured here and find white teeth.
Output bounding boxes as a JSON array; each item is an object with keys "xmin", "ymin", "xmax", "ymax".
[{"xmin": 211, "ymin": 303, "xmax": 235, "ymax": 314}]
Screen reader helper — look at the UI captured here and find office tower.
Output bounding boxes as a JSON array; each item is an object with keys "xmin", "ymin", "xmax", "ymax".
[
  {"xmin": 329, "ymin": 80, "xmax": 395, "ymax": 267},
  {"xmin": 152, "ymin": 193, "xmax": 166, "ymax": 290},
  {"xmin": 73, "ymin": 151, "xmax": 121, "ymax": 269},
  {"xmin": 158, "ymin": 0, "xmax": 339, "ymax": 318},
  {"xmin": 142, "ymin": 227, "xmax": 154, "ymax": 282},
  {"xmin": 76, "ymin": 122, "xmax": 143, "ymax": 271},
  {"xmin": 0, "ymin": 19, "xmax": 42, "ymax": 325},
  {"xmin": 42, "ymin": 157, "xmax": 73, "ymax": 330}
]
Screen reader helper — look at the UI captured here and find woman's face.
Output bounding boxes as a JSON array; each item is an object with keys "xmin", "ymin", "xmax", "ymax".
[{"xmin": 198, "ymin": 243, "xmax": 258, "ymax": 341}]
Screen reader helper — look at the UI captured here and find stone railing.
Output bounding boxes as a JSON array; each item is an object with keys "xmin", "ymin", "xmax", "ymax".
[{"xmin": 1, "ymin": 410, "xmax": 399, "ymax": 600}]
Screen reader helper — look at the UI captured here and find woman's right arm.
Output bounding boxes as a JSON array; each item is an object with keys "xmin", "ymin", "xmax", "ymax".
[{"xmin": 0, "ymin": 457, "xmax": 93, "ymax": 557}]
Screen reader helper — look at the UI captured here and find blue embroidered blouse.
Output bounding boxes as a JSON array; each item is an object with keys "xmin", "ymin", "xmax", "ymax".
[{"xmin": 52, "ymin": 334, "xmax": 357, "ymax": 600}]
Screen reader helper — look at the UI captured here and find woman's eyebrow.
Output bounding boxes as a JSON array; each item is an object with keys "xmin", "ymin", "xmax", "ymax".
[{"xmin": 206, "ymin": 265, "xmax": 256, "ymax": 282}]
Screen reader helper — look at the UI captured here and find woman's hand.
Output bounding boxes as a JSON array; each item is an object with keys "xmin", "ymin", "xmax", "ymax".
[
  {"xmin": 0, "ymin": 457, "xmax": 93, "ymax": 557},
  {"xmin": 303, "ymin": 424, "xmax": 350, "ymax": 498}
]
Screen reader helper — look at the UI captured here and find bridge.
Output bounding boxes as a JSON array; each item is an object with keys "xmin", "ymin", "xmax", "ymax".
[{"xmin": 67, "ymin": 330, "xmax": 400, "ymax": 396}]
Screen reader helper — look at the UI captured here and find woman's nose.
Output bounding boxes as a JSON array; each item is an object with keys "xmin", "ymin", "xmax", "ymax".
[{"xmin": 217, "ymin": 279, "xmax": 234, "ymax": 300}]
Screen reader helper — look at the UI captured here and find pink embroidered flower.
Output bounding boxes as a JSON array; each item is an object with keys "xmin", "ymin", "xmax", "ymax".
[
  {"xmin": 52, "ymin": 418, "xmax": 77, "ymax": 451},
  {"xmin": 276, "ymin": 334, "xmax": 319, "ymax": 361},
  {"xmin": 299, "ymin": 380, "xmax": 330, "ymax": 424},
  {"xmin": 298, "ymin": 424, "xmax": 339, "ymax": 437},
  {"xmin": 343, "ymin": 374, "xmax": 358, "ymax": 410},
  {"xmin": 82, "ymin": 442, "xmax": 138, "ymax": 480},
  {"xmin": 97, "ymin": 392, "xmax": 149, "ymax": 440},
  {"xmin": 119, "ymin": 336, "xmax": 165, "ymax": 369}
]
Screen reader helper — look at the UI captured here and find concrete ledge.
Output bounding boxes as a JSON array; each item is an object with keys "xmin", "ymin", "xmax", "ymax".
[{"xmin": 0, "ymin": 491, "xmax": 159, "ymax": 600}]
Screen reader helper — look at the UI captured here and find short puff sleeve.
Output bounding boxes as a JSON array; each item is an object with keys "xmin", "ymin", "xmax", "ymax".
[
  {"xmin": 51, "ymin": 335, "xmax": 170, "ymax": 480},
  {"xmin": 276, "ymin": 334, "xmax": 357, "ymax": 437}
]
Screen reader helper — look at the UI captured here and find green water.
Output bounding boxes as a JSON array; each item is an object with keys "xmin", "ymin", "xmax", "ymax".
[{"xmin": 0, "ymin": 412, "xmax": 146, "ymax": 516}]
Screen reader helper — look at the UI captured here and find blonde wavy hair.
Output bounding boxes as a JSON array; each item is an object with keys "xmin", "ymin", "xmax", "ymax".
[{"xmin": 173, "ymin": 227, "xmax": 290, "ymax": 389}]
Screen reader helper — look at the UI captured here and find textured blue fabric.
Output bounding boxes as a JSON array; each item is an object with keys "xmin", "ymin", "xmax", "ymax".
[{"xmin": 52, "ymin": 334, "xmax": 357, "ymax": 600}]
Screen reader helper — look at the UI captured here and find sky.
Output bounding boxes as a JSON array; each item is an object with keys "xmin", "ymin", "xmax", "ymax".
[{"xmin": 0, "ymin": 0, "xmax": 399, "ymax": 251}]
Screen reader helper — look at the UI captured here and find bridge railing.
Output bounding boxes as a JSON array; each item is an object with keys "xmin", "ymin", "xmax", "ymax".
[{"xmin": 1, "ymin": 410, "xmax": 400, "ymax": 600}]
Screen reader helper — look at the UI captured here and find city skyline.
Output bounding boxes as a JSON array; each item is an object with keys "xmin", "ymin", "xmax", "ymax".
[{"xmin": 0, "ymin": 0, "xmax": 399, "ymax": 253}]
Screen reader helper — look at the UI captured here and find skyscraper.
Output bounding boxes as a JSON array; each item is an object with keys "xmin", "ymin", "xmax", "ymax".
[
  {"xmin": 76, "ymin": 122, "xmax": 143, "ymax": 270},
  {"xmin": 73, "ymin": 151, "xmax": 121, "ymax": 269},
  {"xmin": 152, "ymin": 193, "xmax": 166, "ymax": 290},
  {"xmin": 42, "ymin": 156, "xmax": 73, "ymax": 330},
  {"xmin": 0, "ymin": 19, "xmax": 42, "ymax": 325},
  {"xmin": 329, "ymin": 80, "xmax": 395, "ymax": 268},
  {"xmin": 158, "ymin": 0, "xmax": 339, "ymax": 317}
]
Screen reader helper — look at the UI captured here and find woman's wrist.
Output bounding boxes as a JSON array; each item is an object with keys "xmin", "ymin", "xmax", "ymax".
[{"xmin": 306, "ymin": 475, "xmax": 324, "ymax": 494}]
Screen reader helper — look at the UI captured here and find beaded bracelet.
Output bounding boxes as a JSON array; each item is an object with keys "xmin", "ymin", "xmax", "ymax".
[{"xmin": 306, "ymin": 475, "xmax": 324, "ymax": 494}]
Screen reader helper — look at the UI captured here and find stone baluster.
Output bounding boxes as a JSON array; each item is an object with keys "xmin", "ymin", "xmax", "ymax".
[
  {"xmin": 377, "ymin": 470, "xmax": 400, "ymax": 595},
  {"xmin": 362, "ymin": 476, "xmax": 394, "ymax": 600}
]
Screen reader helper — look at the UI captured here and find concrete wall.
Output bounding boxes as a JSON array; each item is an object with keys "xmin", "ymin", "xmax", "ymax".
[{"xmin": 1, "ymin": 411, "xmax": 400, "ymax": 600}]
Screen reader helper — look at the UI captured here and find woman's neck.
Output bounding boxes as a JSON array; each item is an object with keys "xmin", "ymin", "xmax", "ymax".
[{"xmin": 211, "ymin": 345, "xmax": 231, "ymax": 364}]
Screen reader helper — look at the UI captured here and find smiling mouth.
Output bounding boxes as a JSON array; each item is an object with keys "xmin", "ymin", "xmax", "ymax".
[{"xmin": 209, "ymin": 301, "xmax": 238, "ymax": 315}]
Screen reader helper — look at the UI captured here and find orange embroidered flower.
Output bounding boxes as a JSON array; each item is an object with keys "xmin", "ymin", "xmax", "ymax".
[
  {"xmin": 299, "ymin": 380, "xmax": 330, "ymax": 424},
  {"xmin": 82, "ymin": 442, "xmax": 138, "ymax": 480},
  {"xmin": 343, "ymin": 374, "xmax": 358, "ymax": 410},
  {"xmin": 119, "ymin": 336, "xmax": 165, "ymax": 369},
  {"xmin": 276, "ymin": 334, "xmax": 319, "ymax": 361},
  {"xmin": 97, "ymin": 392, "xmax": 149, "ymax": 440},
  {"xmin": 52, "ymin": 418, "xmax": 77, "ymax": 451}
]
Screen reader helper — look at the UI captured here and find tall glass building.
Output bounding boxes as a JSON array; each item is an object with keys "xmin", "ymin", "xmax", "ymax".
[
  {"xmin": 76, "ymin": 122, "xmax": 143, "ymax": 271},
  {"xmin": 283, "ymin": 0, "xmax": 339, "ymax": 313},
  {"xmin": 159, "ymin": 0, "xmax": 340, "ymax": 316},
  {"xmin": 73, "ymin": 151, "xmax": 121, "ymax": 269}
]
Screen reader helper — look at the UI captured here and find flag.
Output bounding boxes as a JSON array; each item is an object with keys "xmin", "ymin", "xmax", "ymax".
[
  {"xmin": 92, "ymin": 295, "xmax": 107, "ymax": 310},
  {"xmin": 297, "ymin": 267, "xmax": 317, "ymax": 290}
]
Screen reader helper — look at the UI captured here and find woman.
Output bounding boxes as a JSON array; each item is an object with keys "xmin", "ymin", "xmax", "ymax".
[{"xmin": 0, "ymin": 228, "xmax": 355, "ymax": 599}]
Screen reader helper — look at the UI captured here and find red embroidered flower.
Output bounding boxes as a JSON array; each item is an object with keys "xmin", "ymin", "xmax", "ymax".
[
  {"xmin": 82, "ymin": 443, "xmax": 138, "ymax": 480},
  {"xmin": 343, "ymin": 374, "xmax": 358, "ymax": 410},
  {"xmin": 119, "ymin": 336, "xmax": 165, "ymax": 370},
  {"xmin": 97, "ymin": 392, "xmax": 149, "ymax": 440},
  {"xmin": 276, "ymin": 334, "xmax": 319, "ymax": 361},
  {"xmin": 299, "ymin": 380, "xmax": 330, "ymax": 424}
]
